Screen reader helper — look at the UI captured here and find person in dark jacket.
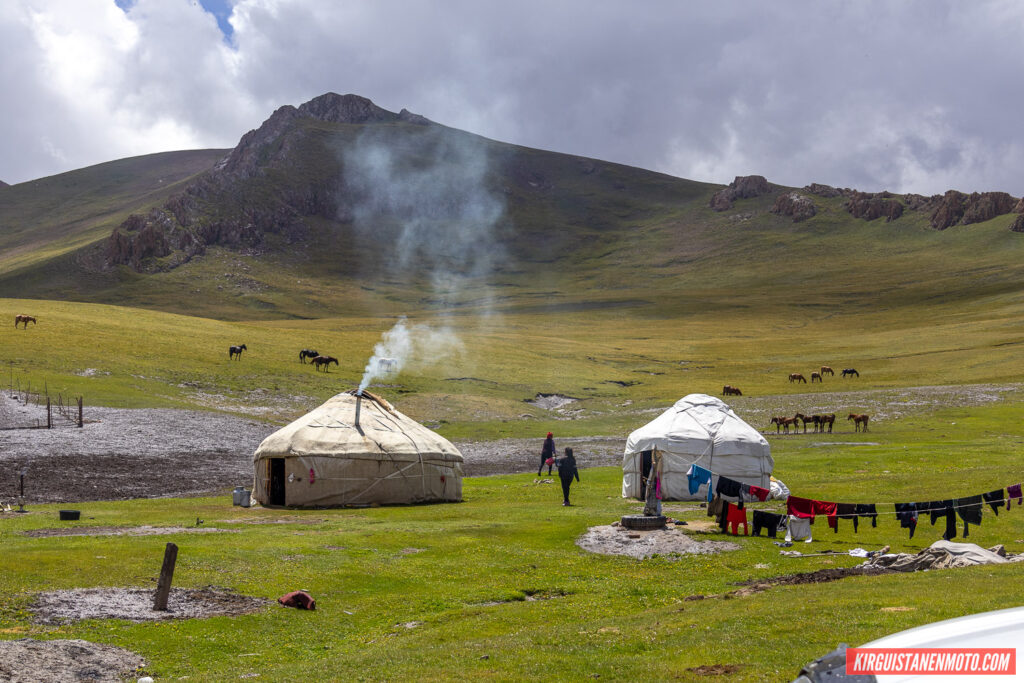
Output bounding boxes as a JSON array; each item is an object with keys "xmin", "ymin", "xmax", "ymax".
[
  {"xmin": 556, "ymin": 447, "xmax": 580, "ymax": 506},
  {"xmin": 537, "ymin": 432, "xmax": 555, "ymax": 476}
]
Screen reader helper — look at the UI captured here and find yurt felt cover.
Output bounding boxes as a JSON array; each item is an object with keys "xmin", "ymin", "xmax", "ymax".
[
  {"xmin": 253, "ymin": 391, "xmax": 463, "ymax": 507},
  {"xmin": 621, "ymin": 393, "xmax": 772, "ymax": 501}
]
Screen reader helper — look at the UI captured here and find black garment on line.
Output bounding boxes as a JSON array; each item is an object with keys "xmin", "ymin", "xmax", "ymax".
[
  {"xmin": 715, "ymin": 476, "xmax": 744, "ymax": 508},
  {"xmin": 919, "ymin": 500, "xmax": 956, "ymax": 540},
  {"xmin": 894, "ymin": 502, "xmax": 918, "ymax": 539},
  {"xmin": 752, "ymin": 510, "xmax": 785, "ymax": 538},
  {"xmin": 833, "ymin": 503, "xmax": 858, "ymax": 533},
  {"xmin": 855, "ymin": 503, "xmax": 877, "ymax": 528},
  {"xmin": 955, "ymin": 495, "xmax": 984, "ymax": 537},
  {"xmin": 983, "ymin": 489, "xmax": 1005, "ymax": 516}
]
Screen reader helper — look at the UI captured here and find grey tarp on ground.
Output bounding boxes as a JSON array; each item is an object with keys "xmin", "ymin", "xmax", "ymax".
[
  {"xmin": 252, "ymin": 391, "xmax": 463, "ymax": 507},
  {"xmin": 865, "ymin": 539, "xmax": 1014, "ymax": 572}
]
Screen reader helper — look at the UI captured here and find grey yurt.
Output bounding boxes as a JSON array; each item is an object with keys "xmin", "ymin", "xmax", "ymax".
[{"xmin": 252, "ymin": 390, "xmax": 463, "ymax": 507}]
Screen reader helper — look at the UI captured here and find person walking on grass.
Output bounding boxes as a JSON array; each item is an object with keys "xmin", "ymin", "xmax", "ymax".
[
  {"xmin": 557, "ymin": 447, "xmax": 580, "ymax": 506},
  {"xmin": 538, "ymin": 432, "xmax": 556, "ymax": 476}
]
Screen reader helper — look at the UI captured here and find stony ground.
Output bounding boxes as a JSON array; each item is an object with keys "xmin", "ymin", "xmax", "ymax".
[
  {"xmin": 0, "ymin": 383, "xmax": 1018, "ymax": 504},
  {"xmin": 0, "ymin": 638, "xmax": 146, "ymax": 682}
]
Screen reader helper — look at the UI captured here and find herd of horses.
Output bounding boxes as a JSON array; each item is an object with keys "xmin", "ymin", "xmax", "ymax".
[
  {"xmin": 787, "ymin": 366, "xmax": 859, "ymax": 384},
  {"xmin": 226, "ymin": 345, "xmax": 341, "ymax": 372},
  {"xmin": 770, "ymin": 412, "xmax": 869, "ymax": 434}
]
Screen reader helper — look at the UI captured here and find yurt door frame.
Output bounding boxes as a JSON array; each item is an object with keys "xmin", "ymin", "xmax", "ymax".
[{"xmin": 269, "ymin": 458, "xmax": 286, "ymax": 506}]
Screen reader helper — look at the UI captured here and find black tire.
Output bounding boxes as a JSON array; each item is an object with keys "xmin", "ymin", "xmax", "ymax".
[{"xmin": 620, "ymin": 514, "xmax": 667, "ymax": 530}]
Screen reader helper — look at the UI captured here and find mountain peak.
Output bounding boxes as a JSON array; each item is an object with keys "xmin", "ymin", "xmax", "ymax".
[{"xmin": 298, "ymin": 93, "xmax": 399, "ymax": 125}]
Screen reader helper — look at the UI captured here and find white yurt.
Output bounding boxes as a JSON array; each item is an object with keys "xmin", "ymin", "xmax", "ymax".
[
  {"xmin": 252, "ymin": 390, "xmax": 463, "ymax": 507},
  {"xmin": 621, "ymin": 393, "xmax": 772, "ymax": 501}
]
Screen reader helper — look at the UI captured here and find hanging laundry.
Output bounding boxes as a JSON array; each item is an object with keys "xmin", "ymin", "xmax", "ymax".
[
  {"xmin": 752, "ymin": 510, "xmax": 785, "ymax": 538},
  {"xmin": 855, "ymin": 503, "xmax": 878, "ymax": 528},
  {"xmin": 686, "ymin": 464, "xmax": 712, "ymax": 496},
  {"xmin": 894, "ymin": 503, "xmax": 918, "ymax": 539},
  {"xmin": 746, "ymin": 484, "xmax": 770, "ymax": 502},
  {"xmin": 918, "ymin": 500, "xmax": 955, "ymax": 541},
  {"xmin": 982, "ymin": 489, "xmax": 1005, "ymax": 516},
  {"xmin": 715, "ymin": 475, "xmax": 743, "ymax": 501},
  {"xmin": 726, "ymin": 505, "xmax": 748, "ymax": 535},
  {"xmin": 829, "ymin": 503, "xmax": 858, "ymax": 532},
  {"xmin": 785, "ymin": 515, "xmax": 812, "ymax": 542},
  {"xmin": 1007, "ymin": 483, "xmax": 1023, "ymax": 508},
  {"xmin": 786, "ymin": 496, "xmax": 837, "ymax": 520},
  {"xmin": 954, "ymin": 495, "xmax": 983, "ymax": 537}
]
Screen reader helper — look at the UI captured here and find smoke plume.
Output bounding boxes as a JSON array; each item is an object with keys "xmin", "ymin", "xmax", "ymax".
[{"xmin": 358, "ymin": 317, "xmax": 463, "ymax": 393}]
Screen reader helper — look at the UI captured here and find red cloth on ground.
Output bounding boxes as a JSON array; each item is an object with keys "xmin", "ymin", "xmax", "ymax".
[
  {"xmin": 786, "ymin": 496, "xmax": 837, "ymax": 520},
  {"xmin": 278, "ymin": 591, "xmax": 316, "ymax": 610},
  {"xmin": 747, "ymin": 485, "xmax": 770, "ymax": 502}
]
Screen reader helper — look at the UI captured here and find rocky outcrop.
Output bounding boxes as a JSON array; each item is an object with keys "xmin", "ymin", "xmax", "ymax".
[
  {"xmin": 105, "ymin": 210, "xmax": 205, "ymax": 271},
  {"xmin": 0, "ymin": 180, "xmax": 8, "ymax": 188},
  {"xmin": 803, "ymin": 183, "xmax": 841, "ymax": 198},
  {"xmin": 930, "ymin": 190, "xmax": 1017, "ymax": 230},
  {"xmin": 709, "ymin": 175, "xmax": 771, "ymax": 211},
  {"xmin": 771, "ymin": 192, "xmax": 816, "ymax": 222},
  {"xmin": 843, "ymin": 192, "xmax": 904, "ymax": 222},
  {"xmin": 1010, "ymin": 215, "xmax": 1024, "ymax": 233}
]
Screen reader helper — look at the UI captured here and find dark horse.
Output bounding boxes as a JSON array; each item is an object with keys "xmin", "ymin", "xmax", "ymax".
[
  {"xmin": 842, "ymin": 368, "xmax": 859, "ymax": 378},
  {"xmin": 794, "ymin": 412, "xmax": 821, "ymax": 434},
  {"xmin": 299, "ymin": 349, "xmax": 319, "ymax": 364},
  {"xmin": 229, "ymin": 344, "xmax": 247, "ymax": 360},
  {"xmin": 722, "ymin": 385, "xmax": 742, "ymax": 396},
  {"xmin": 312, "ymin": 355, "xmax": 339, "ymax": 372}
]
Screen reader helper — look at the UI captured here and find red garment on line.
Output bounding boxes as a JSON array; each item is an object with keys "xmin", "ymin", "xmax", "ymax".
[
  {"xmin": 747, "ymin": 485, "xmax": 770, "ymax": 501},
  {"xmin": 786, "ymin": 495, "xmax": 837, "ymax": 520}
]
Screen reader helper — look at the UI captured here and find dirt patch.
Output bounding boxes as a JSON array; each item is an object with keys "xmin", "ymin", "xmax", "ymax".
[
  {"xmin": 576, "ymin": 524, "xmax": 739, "ymax": 559},
  {"xmin": 525, "ymin": 393, "xmax": 578, "ymax": 410},
  {"xmin": 23, "ymin": 525, "xmax": 239, "ymax": 538},
  {"xmin": 31, "ymin": 586, "xmax": 269, "ymax": 624},
  {"xmin": 0, "ymin": 638, "xmax": 146, "ymax": 682},
  {"xmin": 727, "ymin": 565, "xmax": 894, "ymax": 597},
  {"xmin": 476, "ymin": 590, "xmax": 569, "ymax": 606}
]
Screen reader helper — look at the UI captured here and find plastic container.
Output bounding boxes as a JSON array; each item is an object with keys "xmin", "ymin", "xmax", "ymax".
[{"xmin": 240, "ymin": 490, "xmax": 251, "ymax": 508}]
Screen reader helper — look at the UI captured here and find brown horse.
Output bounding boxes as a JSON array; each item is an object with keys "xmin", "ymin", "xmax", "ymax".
[
  {"xmin": 312, "ymin": 355, "xmax": 339, "ymax": 372},
  {"xmin": 820, "ymin": 365, "xmax": 834, "ymax": 376},
  {"xmin": 819, "ymin": 413, "xmax": 836, "ymax": 433},
  {"xmin": 794, "ymin": 412, "xmax": 822, "ymax": 433},
  {"xmin": 722, "ymin": 385, "xmax": 742, "ymax": 396},
  {"xmin": 14, "ymin": 315, "xmax": 36, "ymax": 328},
  {"xmin": 810, "ymin": 371, "xmax": 823, "ymax": 383},
  {"xmin": 788, "ymin": 373, "xmax": 807, "ymax": 384},
  {"xmin": 770, "ymin": 416, "xmax": 797, "ymax": 434},
  {"xmin": 848, "ymin": 413, "xmax": 870, "ymax": 432}
]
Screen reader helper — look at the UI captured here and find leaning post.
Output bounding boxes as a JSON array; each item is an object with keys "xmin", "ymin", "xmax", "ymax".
[{"xmin": 153, "ymin": 542, "xmax": 179, "ymax": 611}]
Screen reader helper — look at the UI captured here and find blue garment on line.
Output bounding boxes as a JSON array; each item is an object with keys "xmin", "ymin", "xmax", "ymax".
[{"xmin": 687, "ymin": 464, "xmax": 712, "ymax": 500}]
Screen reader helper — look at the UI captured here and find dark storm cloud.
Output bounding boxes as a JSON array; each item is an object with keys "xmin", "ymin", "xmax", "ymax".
[{"xmin": 2, "ymin": 0, "xmax": 1023, "ymax": 195}]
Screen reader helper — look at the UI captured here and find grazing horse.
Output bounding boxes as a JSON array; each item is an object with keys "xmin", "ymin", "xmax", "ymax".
[
  {"xmin": 378, "ymin": 358, "xmax": 397, "ymax": 372},
  {"xmin": 810, "ymin": 371, "xmax": 823, "ymax": 383},
  {"xmin": 299, "ymin": 349, "xmax": 319, "ymax": 364},
  {"xmin": 229, "ymin": 344, "xmax": 247, "ymax": 360},
  {"xmin": 14, "ymin": 314, "xmax": 36, "ymax": 328},
  {"xmin": 820, "ymin": 366, "xmax": 835, "ymax": 376},
  {"xmin": 789, "ymin": 373, "xmax": 807, "ymax": 383},
  {"xmin": 819, "ymin": 413, "xmax": 836, "ymax": 433},
  {"xmin": 312, "ymin": 355, "xmax": 339, "ymax": 372},
  {"xmin": 722, "ymin": 385, "xmax": 742, "ymax": 396},
  {"xmin": 794, "ymin": 412, "xmax": 822, "ymax": 434},
  {"xmin": 842, "ymin": 368, "xmax": 859, "ymax": 378},
  {"xmin": 848, "ymin": 413, "xmax": 870, "ymax": 432}
]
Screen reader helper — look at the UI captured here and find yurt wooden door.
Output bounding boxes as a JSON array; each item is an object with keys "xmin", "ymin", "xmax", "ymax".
[{"xmin": 269, "ymin": 458, "xmax": 286, "ymax": 505}]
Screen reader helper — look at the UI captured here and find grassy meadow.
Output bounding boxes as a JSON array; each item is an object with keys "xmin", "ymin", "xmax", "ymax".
[{"xmin": 1, "ymin": 292, "xmax": 1024, "ymax": 680}]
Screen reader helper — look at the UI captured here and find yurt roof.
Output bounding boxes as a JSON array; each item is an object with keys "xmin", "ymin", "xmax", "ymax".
[
  {"xmin": 624, "ymin": 393, "xmax": 769, "ymax": 458},
  {"xmin": 254, "ymin": 390, "xmax": 463, "ymax": 463}
]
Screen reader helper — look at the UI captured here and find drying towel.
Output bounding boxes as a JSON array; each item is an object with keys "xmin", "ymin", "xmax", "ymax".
[
  {"xmin": 955, "ymin": 495, "xmax": 984, "ymax": 538},
  {"xmin": 983, "ymin": 489, "xmax": 1005, "ymax": 516},
  {"xmin": 855, "ymin": 503, "xmax": 878, "ymax": 528},
  {"xmin": 746, "ymin": 484, "xmax": 770, "ymax": 502},
  {"xmin": 894, "ymin": 503, "xmax": 918, "ymax": 539},
  {"xmin": 1008, "ymin": 483, "xmax": 1023, "ymax": 508},
  {"xmin": 787, "ymin": 496, "xmax": 837, "ymax": 520}
]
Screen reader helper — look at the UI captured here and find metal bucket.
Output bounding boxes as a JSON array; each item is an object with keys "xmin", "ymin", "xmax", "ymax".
[
  {"xmin": 240, "ymin": 490, "xmax": 251, "ymax": 508},
  {"xmin": 232, "ymin": 486, "xmax": 245, "ymax": 506}
]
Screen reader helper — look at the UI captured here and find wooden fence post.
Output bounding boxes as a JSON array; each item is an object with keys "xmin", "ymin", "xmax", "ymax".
[
  {"xmin": 153, "ymin": 542, "xmax": 179, "ymax": 611},
  {"xmin": 78, "ymin": 397, "xmax": 83, "ymax": 428},
  {"xmin": 46, "ymin": 396, "xmax": 51, "ymax": 429}
]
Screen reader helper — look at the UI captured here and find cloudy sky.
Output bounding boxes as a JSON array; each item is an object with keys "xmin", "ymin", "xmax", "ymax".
[{"xmin": 2, "ymin": 0, "xmax": 1022, "ymax": 195}]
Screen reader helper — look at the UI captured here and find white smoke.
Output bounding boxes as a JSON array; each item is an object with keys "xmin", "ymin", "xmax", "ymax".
[{"xmin": 358, "ymin": 317, "xmax": 464, "ymax": 393}]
